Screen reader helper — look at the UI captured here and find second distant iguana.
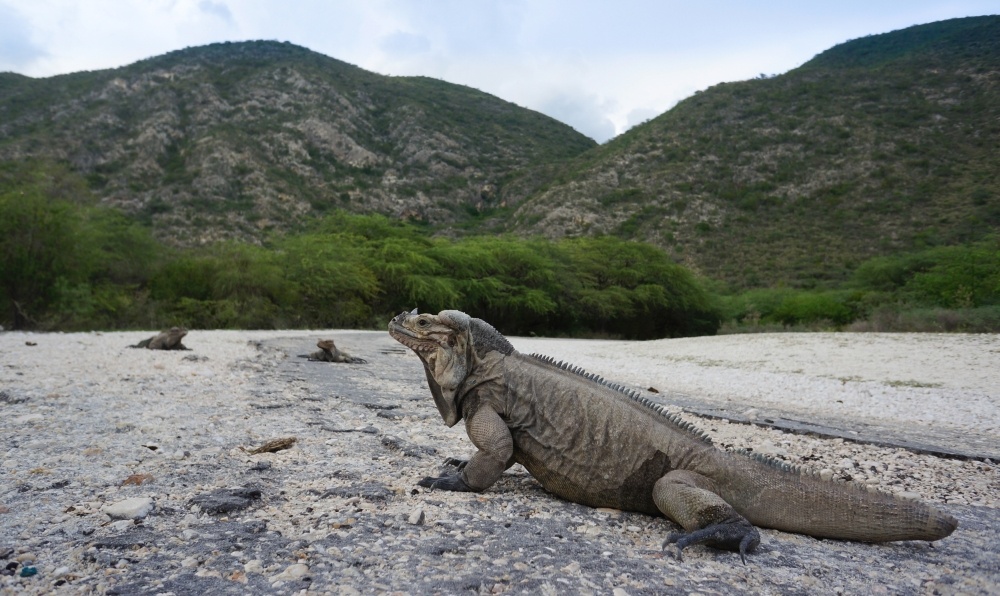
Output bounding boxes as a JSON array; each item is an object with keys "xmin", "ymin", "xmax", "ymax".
[
  {"xmin": 388, "ymin": 309, "xmax": 957, "ymax": 561},
  {"xmin": 298, "ymin": 339, "xmax": 367, "ymax": 363},
  {"xmin": 130, "ymin": 327, "xmax": 189, "ymax": 350}
]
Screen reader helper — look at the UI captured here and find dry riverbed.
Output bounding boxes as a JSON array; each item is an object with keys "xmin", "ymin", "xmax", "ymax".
[{"xmin": 1, "ymin": 329, "xmax": 998, "ymax": 594}]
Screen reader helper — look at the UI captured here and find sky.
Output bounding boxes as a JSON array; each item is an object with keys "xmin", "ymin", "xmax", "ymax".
[{"xmin": 1, "ymin": 1, "xmax": 997, "ymax": 143}]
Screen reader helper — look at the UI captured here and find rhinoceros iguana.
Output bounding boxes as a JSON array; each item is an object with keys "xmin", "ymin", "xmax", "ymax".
[
  {"xmin": 130, "ymin": 327, "xmax": 189, "ymax": 350},
  {"xmin": 388, "ymin": 309, "xmax": 957, "ymax": 561},
  {"xmin": 298, "ymin": 339, "xmax": 367, "ymax": 364}
]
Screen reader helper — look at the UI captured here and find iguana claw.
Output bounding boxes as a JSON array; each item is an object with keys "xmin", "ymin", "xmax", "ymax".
[
  {"xmin": 418, "ymin": 474, "xmax": 474, "ymax": 492},
  {"xmin": 662, "ymin": 520, "xmax": 760, "ymax": 564},
  {"xmin": 443, "ymin": 457, "xmax": 469, "ymax": 470}
]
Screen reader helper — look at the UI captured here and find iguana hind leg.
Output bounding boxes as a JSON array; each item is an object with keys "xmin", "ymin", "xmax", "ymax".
[
  {"xmin": 419, "ymin": 407, "xmax": 513, "ymax": 492},
  {"xmin": 653, "ymin": 470, "xmax": 760, "ymax": 563}
]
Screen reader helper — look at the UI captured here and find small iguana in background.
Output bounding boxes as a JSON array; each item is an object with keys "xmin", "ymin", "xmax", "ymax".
[
  {"xmin": 130, "ymin": 327, "xmax": 190, "ymax": 350},
  {"xmin": 298, "ymin": 339, "xmax": 367, "ymax": 363},
  {"xmin": 388, "ymin": 309, "xmax": 958, "ymax": 561}
]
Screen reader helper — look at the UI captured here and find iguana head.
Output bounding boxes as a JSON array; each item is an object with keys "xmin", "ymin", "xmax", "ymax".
[{"xmin": 389, "ymin": 309, "xmax": 512, "ymax": 427}]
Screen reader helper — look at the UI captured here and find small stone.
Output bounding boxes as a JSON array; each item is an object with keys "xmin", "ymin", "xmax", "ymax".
[
  {"xmin": 561, "ymin": 561, "xmax": 581, "ymax": 574},
  {"xmin": 15, "ymin": 553, "xmax": 35, "ymax": 564},
  {"xmin": 109, "ymin": 520, "xmax": 135, "ymax": 532},
  {"xmin": 102, "ymin": 497, "xmax": 155, "ymax": 520},
  {"xmin": 819, "ymin": 469, "xmax": 835, "ymax": 481},
  {"xmin": 408, "ymin": 508, "xmax": 425, "ymax": 525},
  {"xmin": 181, "ymin": 557, "xmax": 199, "ymax": 568},
  {"xmin": 244, "ymin": 560, "xmax": 264, "ymax": 574},
  {"xmin": 269, "ymin": 563, "xmax": 309, "ymax": 582},
  {"xmin": 121, "ymin": 474, "xmax": 154, "ymax": 486},
  {"xmin": 20, "ymin": 566, "xmax": 37, "ymax": 577},
  {"xmin": 53, "ymin": 566, "xmax": 71, "ymax": 578},
  {"xmin": 190, "ymin": 486, "xmax": 261, "ymax": 514}
]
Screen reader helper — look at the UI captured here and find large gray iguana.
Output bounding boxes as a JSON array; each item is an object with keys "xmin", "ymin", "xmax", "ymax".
[
  {"xmin": 388, "ymin": 309, "xmax": 957, "ymax": 561},
  {"xmin": 130, "ymin": 327, "xmax": 190, "ymax": 350}
]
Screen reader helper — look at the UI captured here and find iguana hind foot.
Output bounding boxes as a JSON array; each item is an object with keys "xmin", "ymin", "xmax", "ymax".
[{"xmin": 663, "ymin": 518, "xmax": 760, "ymax": 564}]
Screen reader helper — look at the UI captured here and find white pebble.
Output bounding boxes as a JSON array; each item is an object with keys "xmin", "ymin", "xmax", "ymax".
[{"xmin": 102, "ymin": 497, "xmax": 155, "ymax": 520}]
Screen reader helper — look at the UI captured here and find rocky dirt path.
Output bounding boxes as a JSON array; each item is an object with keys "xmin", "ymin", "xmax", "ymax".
[{"xmin": 1, "ymin": 330, "xmax": 997, "ymax": 594}]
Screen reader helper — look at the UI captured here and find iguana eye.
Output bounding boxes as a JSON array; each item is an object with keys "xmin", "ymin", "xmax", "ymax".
[{"xmin": 417, "ymin": 318, "xmax": 429, "ymax": 327}]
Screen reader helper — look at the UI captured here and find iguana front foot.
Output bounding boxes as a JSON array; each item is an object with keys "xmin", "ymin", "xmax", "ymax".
[
  {"xmin": 663, "ymin": 519, "xmax": 760, "ymax": 564},
  {"xmin": 418, "ymin": 473, "xmax": 474, "ymax": 492}
]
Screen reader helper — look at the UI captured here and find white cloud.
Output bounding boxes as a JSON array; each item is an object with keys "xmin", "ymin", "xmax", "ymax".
[{"xmin": 197, "ymin": 0, "xmax": 234, "ymax": 25}]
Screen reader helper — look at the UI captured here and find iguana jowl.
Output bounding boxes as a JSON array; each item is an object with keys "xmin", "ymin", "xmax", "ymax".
[{"xmin": 388, "ymin": 309, "xmax": 957, "ymax": 561}]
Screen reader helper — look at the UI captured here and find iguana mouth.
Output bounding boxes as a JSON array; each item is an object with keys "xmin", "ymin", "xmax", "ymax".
[
  {"xmin": 389, "ymin": 328, "xmax": 438, "ymax": 352},
  {"xmin": 389, "ymin": 312, "xmax": 440, "ymax": 352}
]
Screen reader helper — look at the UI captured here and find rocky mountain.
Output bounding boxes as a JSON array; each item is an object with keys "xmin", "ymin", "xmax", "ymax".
[
  {"xmin": 2, "ymin": 17, "xmax": 998, "ymax": 290},
  {"xmin": 0, "ymin": 41, "xmax": 595, "ymax": 244},
  {"xmin": 502, "ymin": 16, "xmax": 1000, "ymax": 288}
]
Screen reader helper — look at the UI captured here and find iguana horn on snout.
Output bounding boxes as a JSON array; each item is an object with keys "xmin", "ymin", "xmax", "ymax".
[{"xmin": 410, "ymin": 308, "xmax": 418, "ymax": 315}]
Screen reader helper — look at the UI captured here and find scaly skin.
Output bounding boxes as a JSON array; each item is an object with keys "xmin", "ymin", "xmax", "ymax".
[{"xmin": 389, "ymin": 309, "xmax": 958, "ymax": 562}]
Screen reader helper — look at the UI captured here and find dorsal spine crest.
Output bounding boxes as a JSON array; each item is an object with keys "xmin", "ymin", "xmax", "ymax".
[{"xmin": 526, "ymin": 352, "xmax": 711, "ymax": 445}]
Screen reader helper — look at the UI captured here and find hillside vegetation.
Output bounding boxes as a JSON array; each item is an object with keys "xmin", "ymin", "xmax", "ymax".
[
  {"xmin": 0, "ymin": 41, "xmax": 594, "ymax": 245},
  {"xmin": 507, "ymin": 16, "xmax": 1000, "ymax": 289},
  {"xmin": 0, "ymin": 161, "xmax": 718, "ymax": 338}
]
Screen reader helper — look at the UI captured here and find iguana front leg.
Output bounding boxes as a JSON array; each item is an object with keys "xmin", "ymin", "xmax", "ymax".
[
  {"xmin": 419, "ymin": 407, "xmax": 513, "ymax": 492},
  {"xmin": 653, "ymin": 470, "xmax": 760, "ymax": 563}
]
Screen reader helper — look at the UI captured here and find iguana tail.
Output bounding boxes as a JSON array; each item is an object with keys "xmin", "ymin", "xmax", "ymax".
[{"xmin": 719, "ymin": 453, "xmax": 957, "ymax": 542}]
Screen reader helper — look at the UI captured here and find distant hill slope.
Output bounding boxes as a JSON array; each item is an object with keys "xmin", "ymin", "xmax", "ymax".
[
  {"xmin": 0, "ymin": 41, "xmax": 595, "ymax": 244},
  {"xmin": 504, "ymin": 16, "xmax": 1000, "ymax": 288}
]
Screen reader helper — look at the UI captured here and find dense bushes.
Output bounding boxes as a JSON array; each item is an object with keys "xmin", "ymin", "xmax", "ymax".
[
  {"xmin": 4, "ymin": 161, "xmax": 996, "ymax": 336},
  {"xmin": 0, "ymin": 170, "xmax": 721, "ymax": 338},
  {"xmin": 0, "ymin": 162, "xmax": 159, "ymax": 330},
  {"xmin": 721, "ymin": 237, "xmax": 1000, "ymax": 332}
]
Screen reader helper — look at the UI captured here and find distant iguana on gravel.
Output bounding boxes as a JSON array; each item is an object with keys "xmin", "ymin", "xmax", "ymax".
[
  {"xmin": 130, "ymin": 327, "xmax": 190, "ymax": 350},
  {"xmin": 388, "ymin": 309, "xmax": 958, "ymax": 561},
  {"xmin": 298, "ymin": 339, "xmax": 367, "ymax": 363}
]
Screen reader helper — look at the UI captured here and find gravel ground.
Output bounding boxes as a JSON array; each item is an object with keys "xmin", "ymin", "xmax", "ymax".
[{"xmin": 1, "ymin": 329, "xmax": 998, "ymax": 595}]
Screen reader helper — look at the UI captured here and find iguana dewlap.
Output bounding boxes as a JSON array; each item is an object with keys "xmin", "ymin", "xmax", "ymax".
[{"xmin": 388, "ymin": 309, "xmax": 957, "ymax": 561}]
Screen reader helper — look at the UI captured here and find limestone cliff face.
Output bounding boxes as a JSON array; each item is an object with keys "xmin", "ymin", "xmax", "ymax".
[{"xmin": 0, "ymin": 41, "xmax": 595, "ymax": 245}]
